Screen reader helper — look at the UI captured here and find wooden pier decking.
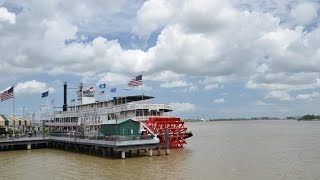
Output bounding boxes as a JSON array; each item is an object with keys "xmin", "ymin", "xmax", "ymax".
[{"xmin": 0, "ymin": 136, "xmax": 162, "ymax": 159}]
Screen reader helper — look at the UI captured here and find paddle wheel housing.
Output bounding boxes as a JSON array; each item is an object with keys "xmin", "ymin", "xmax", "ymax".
[{"xmin": 144, "ymin": 117, "xmax": 191, "ymax": 148}]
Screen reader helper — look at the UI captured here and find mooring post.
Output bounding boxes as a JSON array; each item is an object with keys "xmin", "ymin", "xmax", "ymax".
[
  {"xmin": 102, "ymin": 148, "xmax": 106, "ymax": 157},
  {"xmin": 121, "ymin": 151, "xmax": 126, "ymax": 159},
  {"xmin": 157, "ymin": 146, "xmax": 161, "ymax": 156},
  {"xmin": 164, "ymin": 128, "xmax": 170, "ymax": 155},
  {"xmin": 27, "ymin": 144, "xmax": 31, "ymax": 150},
  {"xmin": 148, "ymin": 148, "xmax": 153, "ymax": 157}
]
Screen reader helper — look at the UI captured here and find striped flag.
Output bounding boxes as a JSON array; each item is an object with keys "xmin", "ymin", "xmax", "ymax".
[
  {"xmin": 1, "ymin": 86, "xmax": 14, "ymax": 102},
  {"xmin": 128, "ymin": 75, "xmax": 142, "ymax": 87}
]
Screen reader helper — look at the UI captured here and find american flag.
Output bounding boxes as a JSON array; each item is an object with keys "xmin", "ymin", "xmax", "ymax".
[
  {"xmin": 1, "ymin": 86, "xmax": 14, "ymax": 102},
  {"xmin": 128, "ymin": 75, "xmax": 142, "ymax": 87}
]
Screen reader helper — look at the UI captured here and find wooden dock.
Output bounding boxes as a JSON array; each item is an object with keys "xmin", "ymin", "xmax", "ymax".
[{"xmin": 0, "ymin": 136, "xmax": 162, "ymax": 159}]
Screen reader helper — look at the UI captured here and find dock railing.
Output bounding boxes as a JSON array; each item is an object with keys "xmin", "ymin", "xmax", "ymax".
[{"xmin": 48, "ymin": 132, "xmax": 155, "ymax": 142}]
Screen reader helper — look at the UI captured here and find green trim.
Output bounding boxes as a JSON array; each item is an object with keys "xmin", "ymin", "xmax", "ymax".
[{"xmin": 0, "ymin": 115, "xmax": 9, "ymax": 126}]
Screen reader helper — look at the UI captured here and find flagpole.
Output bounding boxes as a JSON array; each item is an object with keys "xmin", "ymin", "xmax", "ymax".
[
  {"xmin": 13, "ymin": 84, "xmax": 15, "ymax": 118},
  {"xmin": 46, "ymin": 95, "xmax": 49, "ymax": 123},
  {"xmin": 142, "ymin": 71, "xmax": 144, "ymax": 101}
]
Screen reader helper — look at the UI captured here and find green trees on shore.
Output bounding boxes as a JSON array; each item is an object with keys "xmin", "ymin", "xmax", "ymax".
[{"xmin": 298, "ymin": 114, "xmax": 320, "ymax": 120}]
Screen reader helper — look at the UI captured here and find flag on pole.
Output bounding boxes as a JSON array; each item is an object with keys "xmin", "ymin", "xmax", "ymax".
[
  {"xmin": 110, "ymin": 88, "xmax": 117, "ymax": 93},
  {"xmin": 128, "ymin": 75, "xmax": 142, "ymax": 87},
  {"xmin": 99, "ymin": 84, "xmax": 106, "ymax": 89},
  {"xmin": 42, "ymin": 90, "xmax": 49, "ymax": 98},
  {"xmin": 1, "ymin": 86, "xmax": 14, "ymax": 101},
  {"xmin": 87, "ymin": 86, "xmax": 94, "ymax": 92}
]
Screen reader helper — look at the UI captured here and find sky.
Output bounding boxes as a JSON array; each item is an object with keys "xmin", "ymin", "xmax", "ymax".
[{"xmin": 1, "ymin": 0, "xmax": 320, "ymax": 119}]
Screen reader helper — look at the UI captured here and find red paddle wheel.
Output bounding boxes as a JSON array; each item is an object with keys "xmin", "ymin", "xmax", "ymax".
[{"xmin": 144, "ymin": 117, "xmax": 192, "ymax": 148}]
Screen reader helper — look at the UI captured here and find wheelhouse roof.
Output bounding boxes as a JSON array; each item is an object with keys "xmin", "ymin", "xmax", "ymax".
[{"xmin": 120, "ymin": 95, "xmax": 154, "ymax": 101}]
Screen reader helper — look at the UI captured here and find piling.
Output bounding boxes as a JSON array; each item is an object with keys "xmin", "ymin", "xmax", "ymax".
[
  {"xmin": 121, "ymin": 151, "xmax": 126, "ymax": 159},
  {"xmin": 164, "ymin": 128, "xmax": 170, "ymax": 155}
]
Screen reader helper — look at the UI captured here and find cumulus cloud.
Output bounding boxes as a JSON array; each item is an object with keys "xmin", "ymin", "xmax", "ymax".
[
  {"xmin": 246, "ymin": 72, "xmax": 320, "ymax": 91},
  {"xmin": 133, "ymin": 0, "xmax": 173, "ymax": 37},
  {"xmin": 2, "ymin": 0, "xmax": 320, "ymax": 117},
  {"xmin": 160, "ymin": 80, "xmax": 188, "ymax": 88},
  {"xmin": 291, "ymin": 2, "xmax": 318, "ymax": 25},
  {"xmin": 14, "ymin": 80, "xmax": 55, "ymax": 95},
  {"xmin": 146, "ymin": 71, "xmax": 183, "ymax": 82},
  {"xmin": 296, "ymin": 92, "xmax": 320, "ymax": 101},
  {"xmin": 169, "ymin": 102, "xmax": 196, "ymax": 112},
  {"xmin": 265, "ymin": 91, "xmax": 292, "ymax": 101},
  {"xmin": 96, "ymin": 72, "xmax": 131, "ymax": 86},
  {"xmin": 0, "ymin": 7, "xmax": 16, "ymax": 24}
]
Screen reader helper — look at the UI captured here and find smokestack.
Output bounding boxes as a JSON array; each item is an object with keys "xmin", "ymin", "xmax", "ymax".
[{"xmin": 63, "ymin": 82, "xmax": 68, "ymax": 111}]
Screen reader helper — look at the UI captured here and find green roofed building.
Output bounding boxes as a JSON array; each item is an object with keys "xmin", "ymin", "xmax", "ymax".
[
  {"xmin": 0, "ymin": 114, "xmax": 30, "ymax": 127},
  {"xmin": 100, "ymin": 119, "xmax": 140, "ymax": 136}
]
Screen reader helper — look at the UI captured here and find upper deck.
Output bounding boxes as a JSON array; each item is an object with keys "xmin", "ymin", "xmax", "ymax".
[{"xmin": 53, "ymin": 95, "xmax": 173, "ymax": 118}]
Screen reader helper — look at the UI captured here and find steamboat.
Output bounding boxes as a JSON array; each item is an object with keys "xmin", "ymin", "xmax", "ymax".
[{"xmin": 44, "ymin": 83, "xmax": 192, "ymax": 148}]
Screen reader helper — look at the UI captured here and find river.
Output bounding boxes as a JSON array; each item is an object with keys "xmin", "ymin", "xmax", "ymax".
[{"xmin": 0, "ymin": 120, "xmax": 319, "ymax": 180}]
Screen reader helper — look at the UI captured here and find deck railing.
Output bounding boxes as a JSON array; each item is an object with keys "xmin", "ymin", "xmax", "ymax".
[{"xmin": 48, "ymin": 132, "xmax": 156, "ymax": 141}]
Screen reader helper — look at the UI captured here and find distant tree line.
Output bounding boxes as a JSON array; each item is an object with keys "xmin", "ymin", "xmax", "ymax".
[{"xmin": 298, "ymin": 114, "xmax": 320, "ymax": 120}]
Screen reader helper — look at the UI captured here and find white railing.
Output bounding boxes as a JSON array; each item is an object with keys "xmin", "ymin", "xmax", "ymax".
[
  {"xmin": 45, "ymin": 122, "xmax": 77, "ymax": 127},
  {"xmin": 53, "ymin": 103, "xmax": 173, "ymax": 118},
  {"xmin": 133, "ymin": 115, "xmax": 174, "ymax": 121}
]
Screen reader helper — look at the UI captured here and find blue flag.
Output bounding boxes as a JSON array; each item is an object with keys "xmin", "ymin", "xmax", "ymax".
[
  {"xmin": 110, "ymin": 88, "xmax": 117, "ymax": 93},
  {"xmin": 42, "ymin": 91, "xmax": 49, "ymax": 98},
  {"xmin": 99, "ymin": 83, "xmax": 106, "ymax": 88}
]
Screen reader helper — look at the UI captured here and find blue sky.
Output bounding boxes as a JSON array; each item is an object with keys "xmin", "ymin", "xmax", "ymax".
[{"xmin": 1, "ymin": 0, "xmax": 320, "ymax": 119}]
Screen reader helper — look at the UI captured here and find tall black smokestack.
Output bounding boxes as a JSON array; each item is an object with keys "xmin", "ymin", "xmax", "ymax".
[{"xmin": 63, "ymin": 82, "xmax": 68, "ymax": 111}]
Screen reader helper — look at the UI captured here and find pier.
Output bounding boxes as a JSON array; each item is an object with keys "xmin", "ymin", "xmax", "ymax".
[{"xmin": 0, "ymin": 135, "xmax": 162, "ymax": 159}]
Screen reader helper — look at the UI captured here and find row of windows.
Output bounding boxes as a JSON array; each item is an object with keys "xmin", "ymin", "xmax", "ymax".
[
  {"xmin": 136, "ymin": 110, "xmax": 160, "ymax": 116},
  {"xmin": 52, "ymin": 117, "xmax": 78, "ymax": 123},
  {"xmin": 80, "ymin": 116, "xmax": 101, "ymax": 124}
]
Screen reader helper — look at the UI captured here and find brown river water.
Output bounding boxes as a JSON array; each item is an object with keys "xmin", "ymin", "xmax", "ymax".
[{"xmin": 0, "ymin": 120, "xmax": 319, "ymax": 180}]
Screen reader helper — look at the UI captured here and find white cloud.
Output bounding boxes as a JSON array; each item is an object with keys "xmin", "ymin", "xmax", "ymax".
[
  {"xmin": 253, "ymin": 101, "xmax": 273, "ymax": 106},
  {"xmin": 291, "ymin": 2, "xmax": 318, "ymax": 25},
  {"xmin": 160, "ymin": 80, "xmax": 188, "ymax": 88},
  {"xmin": 185, "ymin": 84, "xmax": 198, "ymax": 92},
  {"xmin": 146, "ymin": 71, "xmax": 183, "ymax": 82},
  {"xmin": 169, "ymin": 102, "xmax": 196, "ymax": 112},
  {"xmin": 133, "ymin": 0, "xmax": 173, "ymax": 37},
  {"xmin": 97, "ymin": 72, "xmax": 131, "ymax": 86},
  {"xmin": 0, "ymin": 7, "xmax": 16, "ymax": 24},
  {"xmin": 213, "ymin": 98, "xmax": 225, "ymax": 104},
  {"xmin": 246, "ymin": 72, "xmax": 320, "ymax": 91},
  {"xmin": 2, "ymin": 0, "xmax": 320, "ymax": 117},
  {"xmin": 15, "ymin": 80, "xmax": 54, "ymax": 95},
  {"xmin": 204, "ymin": 84, "xmax": 220, "ymax": 90},
  {"xmin": 265, "ymin": 91, "xmax": 292, "ymax": 101},
  {"xmin": 296, "ymin": 92, "xmax": 320, "ymax": 101}
]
